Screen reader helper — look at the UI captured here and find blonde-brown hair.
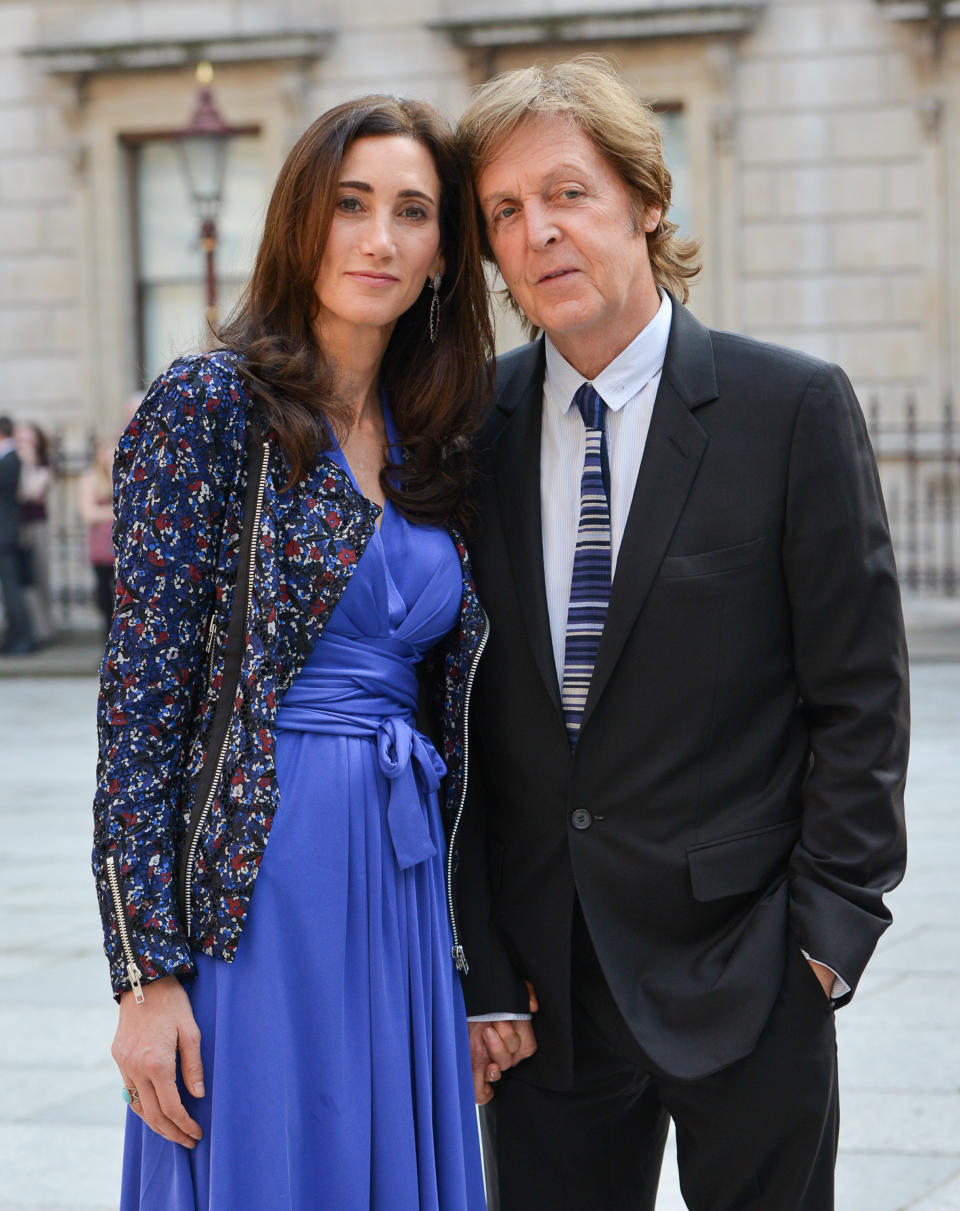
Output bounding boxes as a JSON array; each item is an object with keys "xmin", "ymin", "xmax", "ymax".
[{"xmin": 458, "ymin": 55, "xmax": 700, "ymax": 305}]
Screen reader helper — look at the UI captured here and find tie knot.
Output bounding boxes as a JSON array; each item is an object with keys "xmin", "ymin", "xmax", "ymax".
[{"xmin": 573, "ymin": 383, "xmax": 605, "ymax": 431}]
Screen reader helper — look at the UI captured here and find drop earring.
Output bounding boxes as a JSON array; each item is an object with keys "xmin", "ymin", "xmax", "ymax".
[{"xmin": 428, "ymin": 272, "xmax": 442, "ymax": 343}]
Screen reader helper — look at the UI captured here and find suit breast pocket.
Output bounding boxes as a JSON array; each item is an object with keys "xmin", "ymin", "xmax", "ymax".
[
  {"xmin": 687, "ymin": 818, "xmax": 800, "ymax": 902},
  {"xmin": 660, "ymin": 537, "xmax": 765, "ymax": 580}
]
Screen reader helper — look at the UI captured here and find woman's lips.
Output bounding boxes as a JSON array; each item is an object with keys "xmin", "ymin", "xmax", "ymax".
[{"xmin": 346, "ymin": 272, "xmax": 400, "ymax": 286}]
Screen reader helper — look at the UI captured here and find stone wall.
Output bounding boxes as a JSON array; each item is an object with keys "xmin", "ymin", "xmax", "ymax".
[{"xmin": 0, "ymin": 0, "xmax": 956, "ymax": 441}]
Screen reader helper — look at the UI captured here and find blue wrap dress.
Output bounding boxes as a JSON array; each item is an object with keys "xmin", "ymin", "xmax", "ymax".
[{"xmin": 119, "ymin": 425, "xmax": 486, "ymax": 1211}]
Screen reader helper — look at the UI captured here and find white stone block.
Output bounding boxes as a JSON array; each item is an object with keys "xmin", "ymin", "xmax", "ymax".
[
  {"xmin": 0, "ymin": 254, "xmax": 78, "ymax": 303},
  {"xmin": 736, "ymin": 61, "xmax": 775, "ymax": 111},
  {"xmin": 0, "ymin": 105, "xmax": 43, "ymax": 153},
  {"xmin": 741, "ymin": 168, "xmax": 779, "ymax": 219},
  {"xmin": 830, "ymin": 106, "xmax": 918, "ymax": 160},
  {"xmin": 134, "ymin": 1, "xmax": 233, "ymax": 41},
  {"xmin": 739, "ymin": 112, "xmax": 829, "ymax": 165},
  {"xmin": 42, "ymin": 205, "xmax": 83, "ymax": 252},
  {"xmin": 776, "ymin": 164, "xmax": 886, "ymax": 217},
  {"xmin": 884, "ymin": 160, "xmax": 924, "ymax": 214},
  {"xmin": 0, "ymin": 207, "xmax": 44, "ymax": 253},
  {"xmin": 883, "ymin": 49, "xmax": 924, "ymax": 105},
  {"xmin": 0, "ymin": 154, "xmax": 71, "ymax": 204},
  {"xmin": 36, "ymin": 1, "xmax": 136, "ymax": 46},
  {"xmin": 767, "ymin": 53, "xmax": 885, "ymax": 109},
  {"xmin": 0, "ymin": 2, "xmax": 38, "ymax": 50},
  {"xmin": 771, "ymin": 274, "xmax": 890, "ymax": 327},
  {"xmin": 0, "ymin": 309, "xmax": 50, "ymax": 355},
  {"xmin": 832, "ymin": 326, "xmax": 928, "ymax": 380},
  {"xmin": 824, "ymin": 2, "xmax": 903, "ymax": 53},
  {"xmin": 742, "ymin": 4, "xmax": 827, "ymax": 55},
  {"xmin": 0, "ymin": 353, "xmax": 83, "ymax": 403},
  {"xmin": 742, "ymin": 277, "xmax": 784, "ymax": 327},
  {"xmin": 829, "ymin": 216, "xmax": 924, "ymax": 271},
  {"xmin": 0, "ymin": 58, "xmax": 40, "ymax": 106},
  {"xmin": 741, "ymin": 220, "xmax": 828, "ymax": 274},
  {"xmin": 886, "ymin": 273, "xmax": 927, "ymax": 325}
]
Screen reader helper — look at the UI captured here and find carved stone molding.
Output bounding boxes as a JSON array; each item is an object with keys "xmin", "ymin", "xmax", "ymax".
[
  {"xmin": 872, "ymin": 0, "xmax": 960, "ymax": 19},
  {"xmin": 431, "ymin": 3, "xmax": 767, "ymax": 48},
  {"xmin": 23, "ymin": 31, "xmax": 333, "ymax": 77}
]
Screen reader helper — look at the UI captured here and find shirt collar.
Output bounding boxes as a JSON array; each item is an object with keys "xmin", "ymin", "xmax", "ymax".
[{"xmin": 544, "ymin": 289, "xmax": 672, "ymax": 414}]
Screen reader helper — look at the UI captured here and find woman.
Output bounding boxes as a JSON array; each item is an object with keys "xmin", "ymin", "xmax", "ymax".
[
  {"xmin": 16, "ymin": 422, "xmax": 54, "ymax": 644},
  {"xmin": 93, "ymin": 95, "xmax": 494, "ymax": 1210},
  {"xmin": 78, "ymin": 435, "xmax": 116, "ymax": 641}
]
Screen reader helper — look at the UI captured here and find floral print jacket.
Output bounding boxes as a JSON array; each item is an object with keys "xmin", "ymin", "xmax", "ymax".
[{"xmin": 92, "ymin": 350, "xmax": 488, "ymax": 999}]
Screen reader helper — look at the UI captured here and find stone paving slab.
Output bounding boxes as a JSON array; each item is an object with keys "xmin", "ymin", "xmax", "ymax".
[{"xmin": 0, "ymin": 668, "xmax": 957, "ymax": 1211}]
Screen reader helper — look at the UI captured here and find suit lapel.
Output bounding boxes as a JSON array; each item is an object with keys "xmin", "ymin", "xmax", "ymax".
[
  {"xmin": 581, "ymin": 301, "xmax": 718, "ymax": 731},
  {"xmin": 492, "ymin": 341, "xmax": 565, "ymax": 717}
]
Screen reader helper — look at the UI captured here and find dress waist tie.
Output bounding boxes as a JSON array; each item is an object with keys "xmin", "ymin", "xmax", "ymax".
[{"xmin": 276, "ymin": 631, "xmax": 446, "ymax": 869}]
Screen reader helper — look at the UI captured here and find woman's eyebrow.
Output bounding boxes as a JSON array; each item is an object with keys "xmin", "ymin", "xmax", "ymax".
[
  {"xmin": 337, "ymin": 181, "xmax": 436, "ymax": 206},
  {"xmin": 397, "ymin": 189, "xmax": 436, "ymax": 205}
]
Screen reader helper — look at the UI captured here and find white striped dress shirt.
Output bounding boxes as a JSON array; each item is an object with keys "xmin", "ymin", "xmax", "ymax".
[{"xmin": 541, "ymin": 291, "xmax": 673, "ymax": 682}]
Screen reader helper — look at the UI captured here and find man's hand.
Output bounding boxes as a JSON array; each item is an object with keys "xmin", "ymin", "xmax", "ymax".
[
  {"xmin": 808, "ymin": 959, "xmax": 835, "ymax": 999},
  {"xmin": 469, "ymin": 981, "xmax": 539, "ymax": 1105}
]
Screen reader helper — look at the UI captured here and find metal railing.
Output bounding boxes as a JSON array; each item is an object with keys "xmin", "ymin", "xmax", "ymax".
[
  {"xmin": 870, "ymin": 397, "xmax": 958, "ymax": 597},
  {"xmin": 10, "ymin": 395, "xmax": 959, "ymax": 638}
]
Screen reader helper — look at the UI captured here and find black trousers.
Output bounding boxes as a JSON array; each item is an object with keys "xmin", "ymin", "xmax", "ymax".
[
  {"xmin": 480, "ymin": 905, "xmax": 839, "ymax": 1211},
  {"xmin": 0, "ymin": 546, "xmax": 34, "ymax": 650}
]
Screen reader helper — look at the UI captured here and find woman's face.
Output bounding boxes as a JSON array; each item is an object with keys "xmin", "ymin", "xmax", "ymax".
[{"xmin": 314, "ymin": 135, "xmax": 444, "ymax": 344}]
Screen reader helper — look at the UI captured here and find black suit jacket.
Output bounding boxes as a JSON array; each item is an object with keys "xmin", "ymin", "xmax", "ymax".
[
  {"xmin": 459, "ymin": 299, "xmax": 909, "ymax": 1086},
  {"xmin": 0, "ymin": 448, "xmax": 22, "ymax": 549}
]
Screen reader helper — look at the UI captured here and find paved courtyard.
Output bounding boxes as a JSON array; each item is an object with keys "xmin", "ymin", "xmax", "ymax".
[{"xmin": 0, "ymin": 665, "xmax": 958, "ymax": 1210}]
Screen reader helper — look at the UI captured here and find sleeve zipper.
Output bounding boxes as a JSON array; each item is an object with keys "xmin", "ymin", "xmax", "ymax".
[
  {"xmin": 105, "ymin": 852, "xmax": 144, "ymax": 1003},
  {"xmin": 445, "ymin": 611, "xmax": 490, "ymax": 974}
]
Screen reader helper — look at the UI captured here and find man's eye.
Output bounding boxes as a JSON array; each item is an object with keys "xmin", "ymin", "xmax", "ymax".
[
  {"xmin": 491, "ymin": 205, "xmax": 517, "ymax": 224},
  {"xmin": 560, "ymin": 188, "xmax": 583, "ymax": 201}
]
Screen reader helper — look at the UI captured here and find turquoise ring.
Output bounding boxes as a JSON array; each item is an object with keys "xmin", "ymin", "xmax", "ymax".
[{"xmin": 121, "ymin": 1086, "xmax": 140, "ymax": 1105}]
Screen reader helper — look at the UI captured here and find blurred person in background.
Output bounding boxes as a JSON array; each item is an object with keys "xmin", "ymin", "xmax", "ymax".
[
  {"xmin": 0, "ymin": 414, "xmax": 36, "ymax": 656},
  {"xmin": 92, "ymin": 94, "xmax": 494, "ymax": 1211},
  {"xmin": 78, "ymin": 435, "xmax": 117, "ymax": 643},
  {"xmin": 16, "ymin": 421, "xmax": 54, "ymax": 645}
]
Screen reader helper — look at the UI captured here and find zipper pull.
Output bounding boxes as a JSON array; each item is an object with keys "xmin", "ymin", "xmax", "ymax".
[
  {"xmin": 127, "ymin": 961, "xmax": 145, "ymax": 1005},
  {"xmin": 452, "ymin": 945, "xmax": 469, "ymax": 975}
]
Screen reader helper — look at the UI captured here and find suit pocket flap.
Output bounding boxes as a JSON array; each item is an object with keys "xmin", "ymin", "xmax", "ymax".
[
  {"xmin": 687, "ymin": 819, "xmax": 800, "ymax": 902},
  {"xmin": 660, "ymin": 537, "xmax": 765, "ymax": 579}
]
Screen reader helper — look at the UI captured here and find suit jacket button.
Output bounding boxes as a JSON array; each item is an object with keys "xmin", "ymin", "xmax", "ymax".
[{"xmin": 571, "ymin": 808, "xmax": 593, "ymax": 831}]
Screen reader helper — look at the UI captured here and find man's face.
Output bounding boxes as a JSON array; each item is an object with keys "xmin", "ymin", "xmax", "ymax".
[{"xmin": 476, "ymin": 115, "xmax": 661, "ymax": 376}]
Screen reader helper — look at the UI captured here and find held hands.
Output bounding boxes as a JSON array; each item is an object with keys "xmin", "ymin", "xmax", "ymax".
[
  {"xmin": 111, "ymin": 974, "xmax": 205, "ymax": 1149},
  {"xmin": 469, "ymin": 981, "xmax": 539, "ymax": 1106}
]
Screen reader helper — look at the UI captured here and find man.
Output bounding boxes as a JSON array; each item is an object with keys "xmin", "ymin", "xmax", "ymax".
[
  {"xmin": 454, "ymin": 59, "xmax": 908, "ymax": 1211},
  {"xmin": 0, "ymin": 415, "xmax": 35, "ymax": 656}
]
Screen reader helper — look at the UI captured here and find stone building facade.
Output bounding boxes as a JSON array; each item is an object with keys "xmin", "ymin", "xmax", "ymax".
[
  {"xmin": 1, "ymin": 0, "xmax": 958, "ymax": 605},
  {"xmin": 1, "ymin": 0, "xmax": 957, "ymax": 435}
]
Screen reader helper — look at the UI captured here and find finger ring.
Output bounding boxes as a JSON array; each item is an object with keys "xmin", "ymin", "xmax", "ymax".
[{"xmin": 121, "ymin": 1086, "xmax": 140, "ymax": 1105}]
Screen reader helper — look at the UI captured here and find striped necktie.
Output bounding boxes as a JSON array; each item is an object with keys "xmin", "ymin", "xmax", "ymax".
[{"xmin": 561, "ymin": 383, "xmax": 611, "ymax": 747}]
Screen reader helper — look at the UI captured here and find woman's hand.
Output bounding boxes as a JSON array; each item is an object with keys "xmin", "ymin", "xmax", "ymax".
[{"xmin": 111, "ymin": 975, "xmax": 205, "ymax": 1148}]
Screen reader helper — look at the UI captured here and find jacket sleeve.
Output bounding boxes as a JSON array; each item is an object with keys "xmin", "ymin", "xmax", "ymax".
[
  {"xmin": 457, "ymin": 766, "xmax": 532, "ymax": 1018},
  {"xmin": 783, "ymin": 362, "xmax": 909, "ymax": 1004},
  {"xmin": 92, "ymin": 354, "xmax": 247, "ymax": 1000}
]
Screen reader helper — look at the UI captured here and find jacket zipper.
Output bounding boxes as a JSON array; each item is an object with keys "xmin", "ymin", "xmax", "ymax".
[
  {"xmin": 446, "ymin": 611, "xmax": 490, "ymax": 974},
  {"xmin": 105, "ymin": 852, "xmax": 144, "ymax": 1003},
  {"xmin": 183, "ymin": 439, "xmax": 270, "ymax": 937}
]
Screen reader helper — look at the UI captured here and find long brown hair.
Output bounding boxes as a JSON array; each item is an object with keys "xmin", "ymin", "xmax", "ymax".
[{"xmin": 218, "ymin": 96, "xmax": 494, "ymax": 526}]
